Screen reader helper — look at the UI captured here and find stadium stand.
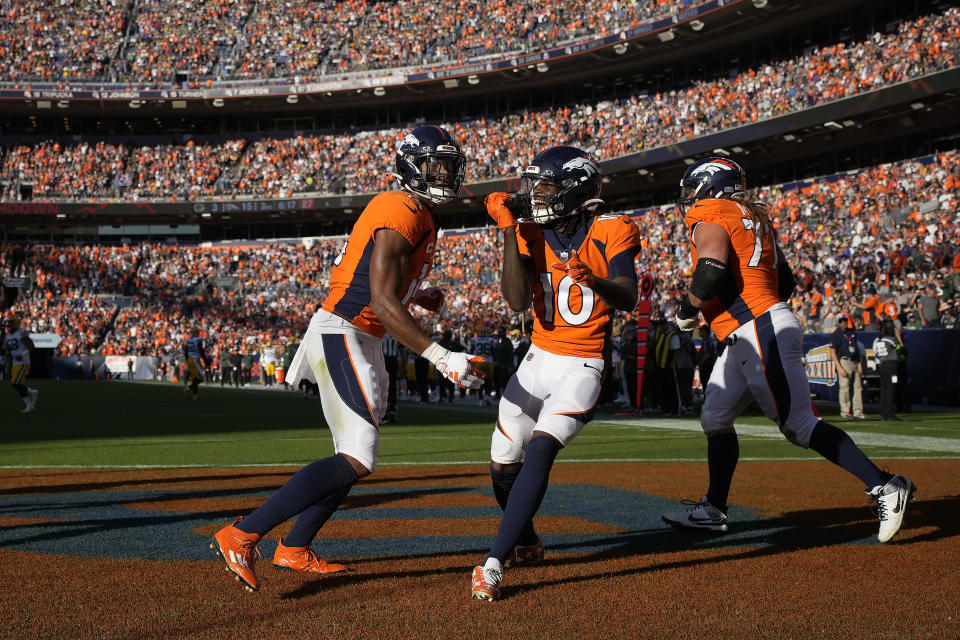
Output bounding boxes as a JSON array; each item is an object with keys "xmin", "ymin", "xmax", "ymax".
[
  {"xmin": 1, "ymin": 6, "xmax": 958, "ymax": 201},
  {"xmin": 2, "ymin": 152, "xmax": 957, "ymax": 358},
  {"xmin": 1, "ymin": 0, "xmax": 703, "ymax": 83}
]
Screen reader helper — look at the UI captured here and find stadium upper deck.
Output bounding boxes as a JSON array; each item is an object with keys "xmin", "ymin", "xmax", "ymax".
[{"xmin": 0, "ymin": 0, "xmax": 742, "ymax": 84}]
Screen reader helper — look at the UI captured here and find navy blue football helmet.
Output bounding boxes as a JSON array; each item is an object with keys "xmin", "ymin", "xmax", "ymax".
[
  {"xmin": 394, "ymin": 125, "xmax": 466, "ymax": 204},
  {"xmin": 514, "ymin": 146, "xmax": 603, "ymax": 224},
  {"xmin": 678, "ymin": 156, "xmax": 746, "ymax": 213}
]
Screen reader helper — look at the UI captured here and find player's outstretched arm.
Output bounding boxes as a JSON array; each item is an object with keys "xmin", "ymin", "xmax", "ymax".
[
  {"xmin": 370, "ymin": 228, "xmax": 484, "ymax": 389},
  {"xmin": 369, "ymin": 228, "xmax": 434, "ymax": 355}
]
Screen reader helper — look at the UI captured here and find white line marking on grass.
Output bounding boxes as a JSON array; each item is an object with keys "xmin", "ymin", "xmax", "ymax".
[
  {"xmin": 0, "ymin": 454, "xmax": 955, "ymax": 471},
  {"xmin": 599, "ymin": 418, "xmax": 960, "ymax": 453}
]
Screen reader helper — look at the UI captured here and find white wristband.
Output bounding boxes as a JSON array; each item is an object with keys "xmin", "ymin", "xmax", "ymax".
[{"xmin": 421, "ymin": 341, "xmax": 449, "ymax": 366}]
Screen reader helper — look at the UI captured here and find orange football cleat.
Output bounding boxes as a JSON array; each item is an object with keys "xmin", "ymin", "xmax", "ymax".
[
  {"xmin": 273, "ymin": 539, "xmax": 347, "ymax": 574},
  {"xmin": 471, "ymin": 565, "xmax": 502, "ymax": 601},
  {"xmin": 211, "ymin": 517, "xmax": 261, "ymax": 592}
]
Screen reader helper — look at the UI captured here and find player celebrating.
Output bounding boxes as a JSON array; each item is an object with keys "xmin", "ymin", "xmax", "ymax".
[
  {"xmin": 182, "ymin": 326, "xmax": 209, "ymax": 400},
  {"xmin": 660, "ymin": 157, "xmax": 914, "ymax": 542},
  {"xmin": 211, "ymin": 125, "xmax": 484, "ymax": 593},
  {"xmin": 4, "ymin": 316, "xmax": 38, "ymax": 413},
  {"xmin": 470, "ymin": 146, "xmax": 641, "ymax": 601}
]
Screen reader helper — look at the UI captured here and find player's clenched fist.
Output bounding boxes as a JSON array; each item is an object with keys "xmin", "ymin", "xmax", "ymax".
[
  {"xmin": 550, "ymin": 250, "xmax": 596, "ymax": 288},
  {"xmin": 484, "ymin": 192, "xmax": 516, "ymax": 229},
  {"xmin": 421, "ymin": 343, "xmax": 485, "ymax": 389}
]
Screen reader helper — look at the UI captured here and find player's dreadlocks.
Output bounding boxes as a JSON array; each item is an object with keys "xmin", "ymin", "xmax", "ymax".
[
  {"xmin": 738, "ymin": 197, "xmax": 774, "ymax": 238},
  {"xmin": 547, "ymin": 198, "xmax": 606, "ymax": 236}
]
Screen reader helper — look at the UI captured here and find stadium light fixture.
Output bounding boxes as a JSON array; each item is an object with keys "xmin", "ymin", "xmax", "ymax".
[
  {"xmin": 56, "ymin": 100, "xmax": 69, "ymax": 108},
  {"xmin": 286, "ymin": 94, "xmax": 299, "ymax": 104},
  {"xmin": 841, "ymin": 120, "xmax": 856, "ymax": 127},
  {"xmin": 467, "ymin": 75, "xmax": 480, "ymax": 85},
  {"xmin": 684, "ymin": 158, "xmax": 696, "ymax": 165},
  {"xmin": 910, "ymin": 102, "xmax": 925, "ymax": 110},
  {"xmin": 731, "ymin": 146, "xmax": 745, "ymax": 153},
  {"xmin": 172, "ymin": 100, "xmax": 187, "ymax": 109},
  {"xmin": 37, "ymin": 100, "xmax": 52, "ymax": 109},
  {"xmin": 373, "ymin": 87, "xmax": 386, "ymax": 96},
  {"xmin": 824, "ymin": 121, "xmax": 843, "ymax": 129},
  {"xmin": 713, "ymin": 147, "xmax": 731, "ymax": 156},
  {"xmin": 536, "ymin": 62, "xmax": 549, "ymax": 73},
  {"xmin": 752, "ymin": 0, "xmax": 768, "ymax": 8},
  {"xmin": 443, "ymin": 78, "xmax": 459, "ymax": 89},
  {"xmin": 658, "ymin": 29, "xmax": 675, "ymax": 42},
  {"xmin": 613, "ymin": 42, "xmax": 629, "ymax": 55},
  {"xmin": 638, "ymin": 168, "xmax": 649, "ymax": 175},
  {"xmin": 689, "ymin": 19, "xmax": 704, "ymax": 32},
  {"xmin": 783, "ymin": 133, "xmax": 796, "ymax": 141},
  {"xmin": 212, "ymin": 98, "xmax": 224, "ymax": 107}
]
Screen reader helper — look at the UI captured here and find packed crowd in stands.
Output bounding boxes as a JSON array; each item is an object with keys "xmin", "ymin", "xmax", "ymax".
[
  {"xmin": 2, "ymin": 0, "xmax": 706, "ymax": 84},
  {"xmin": 1, "ymin": 7, "xmax": 958, "ymax": 201},
  {"xmin": 2, "ymin": 151, "xmax": 959, "ymax": 366}
]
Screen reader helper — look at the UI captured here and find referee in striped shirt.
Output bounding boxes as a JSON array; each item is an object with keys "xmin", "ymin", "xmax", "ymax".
[{"xmin": 382, "ymin": 334, "xmax": 400, "ymax": 423}]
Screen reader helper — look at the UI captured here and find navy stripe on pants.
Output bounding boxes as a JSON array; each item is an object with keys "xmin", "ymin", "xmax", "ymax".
[
  {"xmin": 755, "ymin": 312, "xmax": 791, "ymax": 427},
  {"xmin": 321, "ymin": 333, "xmax": 376, "ymax": 426}
]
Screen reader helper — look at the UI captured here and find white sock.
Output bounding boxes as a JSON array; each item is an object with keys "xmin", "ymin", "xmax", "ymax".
[{"xmin": 483, "ymin": 557, "xmax": 503, "ymax": 573}]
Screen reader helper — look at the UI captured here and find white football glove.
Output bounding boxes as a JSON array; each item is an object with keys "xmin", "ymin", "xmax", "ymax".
[
  {"xmin": 422, "ymin": 342, "xmax": 485, "ymax": 390},
  {"xmin": 676, "ymin": 314, "xmax": 700, "ymax": 332}
]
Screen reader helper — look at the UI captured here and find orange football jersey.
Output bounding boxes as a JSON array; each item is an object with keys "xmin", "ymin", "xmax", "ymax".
[
  {"xmin": 685, "ymin": 199, "xmax": 781, "ymax": 341},
  {"xmin": 517, "ymin": 214, "xmax": 641, "ymax": 358},
  {"xmin": 322, "ymin": 190, "xmax": 437, "ymax": 337}
]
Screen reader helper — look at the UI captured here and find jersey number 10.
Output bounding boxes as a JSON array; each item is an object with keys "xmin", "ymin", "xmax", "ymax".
[{"xmin": 539, "ymin": 272, "xmax": 595, "ymax": 326}]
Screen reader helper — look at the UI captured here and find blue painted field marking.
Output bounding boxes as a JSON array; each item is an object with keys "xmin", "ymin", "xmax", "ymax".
[{"xmin": 0, "ymin": 483, "xmax": 879, "ymax": 560}]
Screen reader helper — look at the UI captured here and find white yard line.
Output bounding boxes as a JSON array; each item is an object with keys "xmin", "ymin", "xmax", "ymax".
[
  {"xmin": 599, "ymin": 418, "xmax": 960, "ymax": 453},
  {"xmin": 0, "ymin": 453, "xmax": 955, "ymax": 471}
]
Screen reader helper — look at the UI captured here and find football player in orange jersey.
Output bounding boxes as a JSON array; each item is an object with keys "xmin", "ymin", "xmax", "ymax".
[
  {"xmin": 660, "ymin": 157, "xmax": 914, "ymax": 543},
  {"xmin": 470, "ymin": 146, "xmax": 641, "ymax": 601},
  {"xmin": 211, "ymin": 126, "xmax": 485, "ymax": 593}
]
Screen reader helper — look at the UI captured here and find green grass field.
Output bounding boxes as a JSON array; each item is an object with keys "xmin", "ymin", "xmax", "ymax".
[{"xmin": 2, "ymin": 379, "xmax": 958, "ymax": 468}]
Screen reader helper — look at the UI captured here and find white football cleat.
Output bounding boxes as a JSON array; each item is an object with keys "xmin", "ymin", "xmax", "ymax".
[
  {"xmin": 867, "ymin": 475, "xmax": 915, "ymax": 543},
  {"xmin": 662, "ymin": 496, "xmax": 728, "ymax": 532}
]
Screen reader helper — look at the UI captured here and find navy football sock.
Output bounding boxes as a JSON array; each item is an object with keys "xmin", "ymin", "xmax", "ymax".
[
  {"xmin": 809, "ymin": 421, "xmax": 890, "ymax": 488},
  {"xmin": 488, "ymin": 436, "xmax": 560, "ymax": 563},
  {"xmin": 236, "ymin": 454, "xmax": 358, "ymax": 537},
  {"xmin": 283, "ymin": 483, "xmax": 354, "ymax": 547},
  {"xmin": 705, "ymin": 432, "xmax": 739, "ymax": 513},
  {"xmin": 490, "ymin": 465, "xmax": 538, "ymax": 547}
]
